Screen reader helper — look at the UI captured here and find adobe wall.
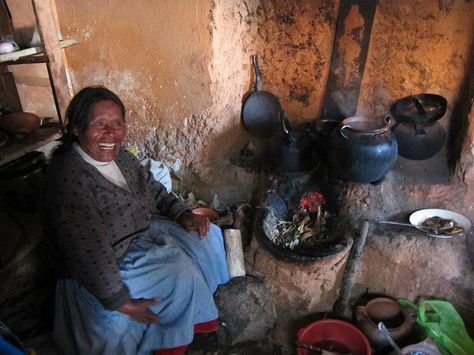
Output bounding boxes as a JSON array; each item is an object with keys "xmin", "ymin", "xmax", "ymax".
[{"xmin": 7, "ymin": 0, "xmax": 473, "ymax": 335}]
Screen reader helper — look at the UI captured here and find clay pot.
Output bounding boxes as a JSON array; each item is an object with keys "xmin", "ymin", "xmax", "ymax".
[
  {"xmin": 355, "ymin": 297, "xmax": 417, "ymax": 349},
  {"xmin": 0, "ymin": 112, "xmax": 41, "ymax": 136}
]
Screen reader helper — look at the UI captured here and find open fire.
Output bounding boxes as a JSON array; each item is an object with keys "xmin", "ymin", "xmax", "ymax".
[{"xmin": 270, "ymin": 191, "xmax": 332, "ymax": 251}]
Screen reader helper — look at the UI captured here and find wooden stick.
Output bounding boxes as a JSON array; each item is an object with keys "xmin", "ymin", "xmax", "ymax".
[
  {"xmin": 223, "ymin": 229, "xmax": 246, "ymax": 278},
  {"xmin": 332, "ymin": 220, "xmax": 370, "ymax": 319}
]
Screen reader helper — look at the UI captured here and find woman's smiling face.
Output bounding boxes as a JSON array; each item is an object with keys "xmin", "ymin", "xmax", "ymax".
[{"xmin": 75, "ymin": 100, "xmax": 126, "ymax": 162}]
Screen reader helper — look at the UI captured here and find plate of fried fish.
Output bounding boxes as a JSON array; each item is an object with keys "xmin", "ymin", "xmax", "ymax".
[{"xmin": 409, "ymin": 208, "xmax": 472, "ymax": 238}]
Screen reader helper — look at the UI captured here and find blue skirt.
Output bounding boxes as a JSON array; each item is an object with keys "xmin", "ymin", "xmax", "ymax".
[{"xmin": 53, "ymin": 217, "xmax": 230, "ymax": 355}]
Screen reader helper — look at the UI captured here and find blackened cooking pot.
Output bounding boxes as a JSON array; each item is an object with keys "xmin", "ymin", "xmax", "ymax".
[
  {"xmin": 392, "ymin": 120, "xmax": 446, "ymax": 160},
  {"xmin": 390, "ymin": 94, "xmax": 447, "ymax": 160},
  {"xmin": 277, "ymin": 113, "xmax": 313, "ymax": 173},
  {"xmin": 241, "ymin": 55, "xmax": 282, "ymax": 138},
  {"xmin": 327, "ymin": 116, "xmax": 398, "ymax": 183},
  {"xmin": 390, "ymin": 94, "xmax": 447, "ymax": 125}
]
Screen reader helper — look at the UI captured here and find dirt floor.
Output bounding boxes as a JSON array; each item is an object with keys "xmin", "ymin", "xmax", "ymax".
[{"xmin": 23, "ymin": 331, "xmax": 282, "ymax": 355}]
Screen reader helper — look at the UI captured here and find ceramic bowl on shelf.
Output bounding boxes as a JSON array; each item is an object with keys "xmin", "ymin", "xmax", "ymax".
[
  {"xmin": 0, "ymin": 39, "xmax": 20, "ymax": 54},
  {"xmin": 0, "ymin": 112, "xmax": 41, "ymax": 136}
]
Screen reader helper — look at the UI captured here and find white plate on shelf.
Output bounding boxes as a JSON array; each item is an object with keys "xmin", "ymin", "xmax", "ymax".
[{"xmin": 409, "ymin": 208, "xmax": 472, "ymax": 239}]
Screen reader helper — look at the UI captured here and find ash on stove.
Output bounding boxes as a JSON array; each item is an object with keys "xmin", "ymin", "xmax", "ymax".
[
  {"xmin": 253, "ymin": 167, "xmax": 352, "ymax": 263},
  {"xmin": 255, "ymin": 206, "xmax": 350, "ymax": 263},
  {"xmin": 269, "ymin": 191, "xmax": 332, "ymax": 251}
]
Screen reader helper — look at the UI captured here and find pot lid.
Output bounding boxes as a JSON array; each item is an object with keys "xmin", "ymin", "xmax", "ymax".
[{"xmin": 390, "ymin": 94, "xmax": 447, "ymax": 125}]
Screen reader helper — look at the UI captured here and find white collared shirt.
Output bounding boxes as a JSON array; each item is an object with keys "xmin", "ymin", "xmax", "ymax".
[{"xmin": 73, "ymin": 143, "xmax": 131, "ymax": 192}]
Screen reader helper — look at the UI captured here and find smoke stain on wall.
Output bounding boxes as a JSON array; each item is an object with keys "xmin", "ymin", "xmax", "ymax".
[
  {"xmin": 51, "ymin": 0, "xmax": 474, "ymax": 204},
  {"xmin": 358, "ymin": 0, "xmax": 474, "ymax": 119},
  {"xmin": 242, "ymin": 0, "xmax": 338, "ymax": 124}
]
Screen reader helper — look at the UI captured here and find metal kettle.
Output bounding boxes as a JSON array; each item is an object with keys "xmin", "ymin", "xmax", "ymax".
[{"xmin": 277, "ymin": 112, "xmax": 313, "ymax": 173}]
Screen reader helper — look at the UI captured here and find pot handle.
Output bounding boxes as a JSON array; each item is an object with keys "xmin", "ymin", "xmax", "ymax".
[
  {"xmin": 280, "ymin": 111, "xmax": 290, "ymax": 135},
  {"xmin": 339, "ymin": 124, "xmax": 351, "ymax": 140},
  {"xmin": 252, "ymin": 54, "xmax": 263, "ymax": 91},
  {"xmin": 384, "ymin": 115, "xmax": 395, "ymax": 128},
  {"xmin": 340, "ymin": 116, "xmax": 393, "ymax": 139},
  {"xmin": 355, "ymin": 306, "xmax": 371, "ymax": 324},
  {"xmin": 413, "ymin": 97, "xmax": 427, "ymax": 115}
]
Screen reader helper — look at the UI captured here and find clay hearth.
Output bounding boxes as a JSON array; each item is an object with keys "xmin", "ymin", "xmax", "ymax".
[
  {"xmin": 245, "ymin": 233, "xmax": 352, "ymax": 318},
  {"xmin": 243, "ymin": 166, "xmax": 353, "ymax": 317},
  {"xmin": 242, "ymin": 147, "xmax": 474, "ymax": 344}
]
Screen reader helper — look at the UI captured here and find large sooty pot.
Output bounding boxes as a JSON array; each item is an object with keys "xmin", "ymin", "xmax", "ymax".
[
  {"xmin": 390, "ymin": 94, "xmax": 447, "ymax": 160},
  {"xmin": 392, "ymin": 121, "xmax": 445, "ymax": 160},
  {"xmin": 327, "ymin": 116, "xmax": 398, "ymax": 183}
]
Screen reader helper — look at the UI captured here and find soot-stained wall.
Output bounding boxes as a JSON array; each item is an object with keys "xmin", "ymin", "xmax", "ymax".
[
  {"xmin": 53, "ymin": 0, "xmax": 473, "ymax": 206},
  {"xmin": 4, "ymin": 0, "xmax": 474, "ymax": 339},
  {"xmin": 359, "ymin": 1, "xmax": 473, "ymax": 119},
  {"xmin": 53, "ymin": 0, "xmax": 341, "ymax": 201}
]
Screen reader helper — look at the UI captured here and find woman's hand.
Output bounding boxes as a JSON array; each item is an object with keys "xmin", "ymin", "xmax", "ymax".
[
  {"xmin": 178, "ymin": 211, "xmax": 210, "ymax": 239},
  {"xmin": 118, "ymin": 298, "xmax": 160, "ymax": 324}
]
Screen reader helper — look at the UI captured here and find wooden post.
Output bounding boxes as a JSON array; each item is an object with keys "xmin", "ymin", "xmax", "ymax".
[
  {"xmin": 31, "ymin": 0, "xmax": 72, "ymax": 132},
  {"xmin": 332, "ymin": 220, "xmax": 370, "ymax": 319},
  {"xmin": 223, "ymin": 229, "xmax": 246, "ymax": 278}
]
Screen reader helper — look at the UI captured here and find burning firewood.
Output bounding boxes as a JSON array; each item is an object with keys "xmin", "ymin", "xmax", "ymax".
[{"xmin": 271, "ymin": 191, "xmax": 330, "ymax": 250}]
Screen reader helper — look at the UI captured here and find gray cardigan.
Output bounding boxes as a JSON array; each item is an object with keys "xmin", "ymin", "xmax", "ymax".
[{"xmin": 44, "ymin": 147, "xmax": 190, "ymax": 310}]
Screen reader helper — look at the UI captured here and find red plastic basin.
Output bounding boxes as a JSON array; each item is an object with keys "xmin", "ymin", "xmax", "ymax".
[{"xmin": 297, "ymin": 319, "xmax": 371, "ymax": 355}]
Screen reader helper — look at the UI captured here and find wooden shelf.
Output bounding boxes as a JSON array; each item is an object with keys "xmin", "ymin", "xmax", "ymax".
[
  {"xmin": 0, "ymin": 39, "xmax": 79, "ymax": 64},
  {"xmin": 0, "ymin": 126, "xmax": 61, "ymax": 166}
]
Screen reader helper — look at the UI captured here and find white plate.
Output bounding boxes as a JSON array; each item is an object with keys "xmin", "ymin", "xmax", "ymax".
[{"xmin": 409, "ymin": 208, "xmax": 472, "ymax": 238}]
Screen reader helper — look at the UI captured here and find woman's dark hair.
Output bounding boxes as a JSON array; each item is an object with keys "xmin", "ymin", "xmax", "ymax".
[{"xmin": 61, "ymin": 86, "xmax": 125, "ymax": 148}]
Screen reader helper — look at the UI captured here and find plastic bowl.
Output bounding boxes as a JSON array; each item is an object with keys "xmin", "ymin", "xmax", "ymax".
[{"xmin": 297, "ymin": 319, "xmax": 371, "ymax": 355}]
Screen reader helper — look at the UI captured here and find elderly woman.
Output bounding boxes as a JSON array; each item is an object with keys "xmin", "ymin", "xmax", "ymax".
[{"xmin": 44, "ymin": 86, "xmax": 229, "ymax": 355}]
